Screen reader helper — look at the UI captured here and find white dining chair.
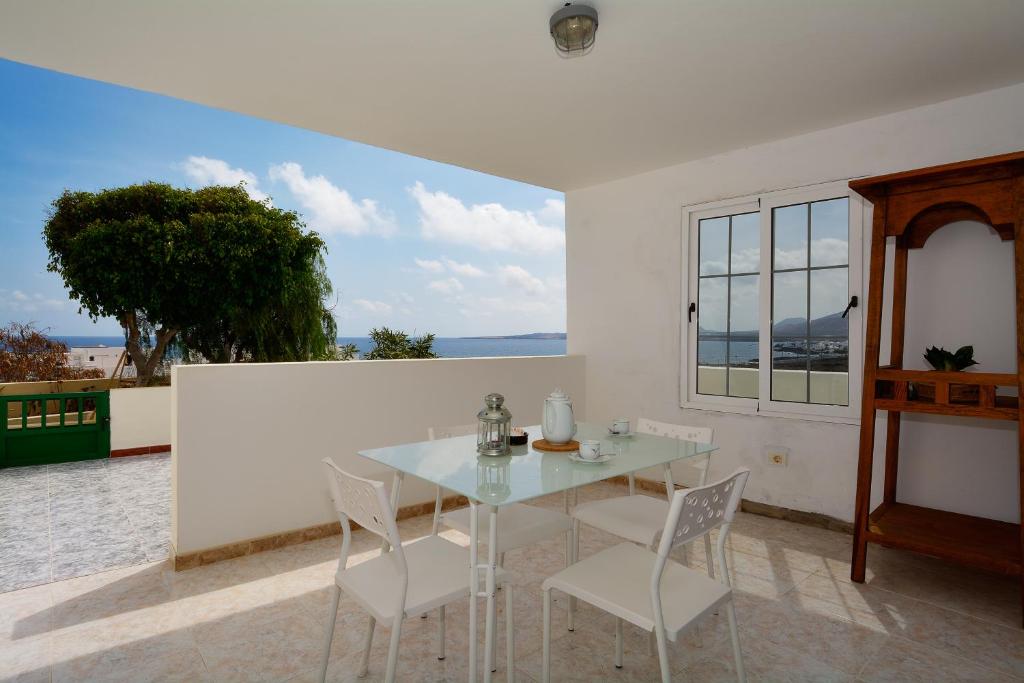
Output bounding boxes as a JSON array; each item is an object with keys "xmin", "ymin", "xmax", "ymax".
[
  {"xmin": 428, "ymin": 425, "xmax": 573, "ymax": 568},
  {"xmin": 319, "ymin": 457, "xmax": 514, "ymax": 683},
  {"xmin": 569, "ymin": 419, "xmax": 715, "ymax": 635},
  {"xmin": 542, "ymin": 468, "xmax": 750, "ymax": 683}
]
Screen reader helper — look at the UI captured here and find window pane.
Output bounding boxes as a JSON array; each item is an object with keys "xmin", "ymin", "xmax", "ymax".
[
  {"xmin": 773, "ymin": 204, "xmax": 807, "ymax": 270},
  {"xmin": 810, "ymin": 339, "xmax": 849, "ymax": 405},
  {"xmin": 699, "ymin": 217, "xmax": 729, "ymax": 275},
  {"xmin": 772, "ymin": 339, "xmax": 808, "ymax": 402},
  {"xmin": 696, "ymin": 277, "xmax": 727, "ymax": 396},
  {"xmin": 809, "ymin": 267, "xmax": 849, "ymax": 405},
  {"xmin": 810, "ymin": 268, "xmax": 848, "ymax": 337},
  {"xmin": 730, "ymin": 212, "xmax": 760, "ymax": 273},
  {"xmin": 727, "ymin": 274, "xmax": 759, "ymax": 398},
  {"xmin": 729, "ymin": 274, "xmax": 759, "ymax": 334},
  {"xmin": 811, "ymin": 198, "xmax": 849, "ymax": 267},
  {"xmin": 772, "ymin": 270, "xmax": 807, "ymax": 333}
]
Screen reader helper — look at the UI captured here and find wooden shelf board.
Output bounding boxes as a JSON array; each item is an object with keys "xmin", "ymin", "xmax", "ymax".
[
  {"xmin": 874, "ymin": 396, "xmax": 1019, "ymax": 420},
  {"xmin": 867, "ymin": 502, "xmax": 1022, "ymax": 576}
]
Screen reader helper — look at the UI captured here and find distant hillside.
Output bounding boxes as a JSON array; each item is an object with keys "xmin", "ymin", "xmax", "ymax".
[
  {"xmin": 462, "ymin": 332, "xmax": 567, "ymax": 340},
  {"xmin": 700, "ymin": 312, "xmax": 847, "ymax": 338}
]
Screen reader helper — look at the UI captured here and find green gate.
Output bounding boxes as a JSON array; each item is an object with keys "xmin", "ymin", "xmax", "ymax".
[{"xmin": 0, "ymin": 391, "xmax": 111, "ymax": 468}]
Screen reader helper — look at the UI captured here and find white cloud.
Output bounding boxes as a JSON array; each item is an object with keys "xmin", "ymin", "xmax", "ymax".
[
  {"xmin": 414, "ymin": 258, "xmax": 445, "ymax": 274},
  {"xmin": 443, "ymin": 258, "xmax": 485, "ymax": 277},
  {"xmin": 428, "ymin": 277, "xmax": 464, "ymax": 294},
  {"xmin": 269, "ymin": 162, "xmax": 395, "ymax": 237},
  {"xmin": 538, "ymin": 198, "xmax": 565, "ymax": 225},
  {"xmin": 2, "ymin": 289, "xmax": 65, "ymax": 313},
  {"xmin": 352, "ymin": 299, "xmax": 393, "ymax": 314},
  {"xmin": 395, "ymin": 292, "xmax": 415, "ymax": 305},
  {"xmin": 499, "ymin": 265, "xmax": 546, "ymax": 296},
  {"xmin": 181, "ymin": 156, "xmax": 268, "ymax": 202},
  {"xmin": 409, "ymin": 182, "xmax": 565, "ymax": 254}
]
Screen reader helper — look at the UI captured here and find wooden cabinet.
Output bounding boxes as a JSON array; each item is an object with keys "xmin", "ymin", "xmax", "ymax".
[{"xmin": 849, "ymin": 151, "xmax": 1024, "ymax": 625}]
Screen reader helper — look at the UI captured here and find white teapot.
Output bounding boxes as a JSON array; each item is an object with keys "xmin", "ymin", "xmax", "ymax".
[{"xmin": 542, "ymin": 389, "xmax": 577, "ymax": 444}]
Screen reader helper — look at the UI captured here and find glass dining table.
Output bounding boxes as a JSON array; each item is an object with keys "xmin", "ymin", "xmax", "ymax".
[{"xmin": 358, "ymin": 422, "xmax": 717, "ymax": 683}]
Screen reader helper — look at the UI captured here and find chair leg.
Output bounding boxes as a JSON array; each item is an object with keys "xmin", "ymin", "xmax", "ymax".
[
  {"xmin": 614, "ymin": 618, "xmax": 623, "ymax": 669},
  {"xmin": 318, "ymin": 584, "xmax": 341, "ymax": 683},
  {"xmin": 505, "ymin": 583, "xmax": 515, "ymax": 682},
  {"xmin": 542, "ymin": 588, "xmax": 552, "ymax": 683},
  {"xmin": 358, "ymin": 616, "xmax": 375, "ymax": 678},
  {"xmin": 436, "ymin": 605, "xmax": 446, "ymax": 660},
  {"xmin": 431, "ymin": 486, "xmax": 443, "ymax": 535},
  {"xmin": 655, "ymin": 627, "xmax": 671, "ymax": 683},
  {"xmin": 726, "ymin": 601, "xmax": 746, "ymax": 683},
  {"xmin": 384, "ymin": 617, "xmax": 403, "ymax": 683}
]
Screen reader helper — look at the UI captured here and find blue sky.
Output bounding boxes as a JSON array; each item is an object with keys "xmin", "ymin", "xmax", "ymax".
[{"xmin": 0, "ymin": 59, "xmax": 566, "ymax": 338}]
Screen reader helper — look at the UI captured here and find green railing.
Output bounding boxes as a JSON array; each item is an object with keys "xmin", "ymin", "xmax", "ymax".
[{"xmin": 0, "ymin": 390, "xmax": 110, "ymax": 468}]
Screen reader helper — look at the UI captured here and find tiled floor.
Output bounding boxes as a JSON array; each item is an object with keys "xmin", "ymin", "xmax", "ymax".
[
  {"xmin": 2, "ymin": 481, "xmax": 1022, "ymax": 682},
  {"xmin": 0, "ymin": 453, "xmax": 170, "ymax": 593}
]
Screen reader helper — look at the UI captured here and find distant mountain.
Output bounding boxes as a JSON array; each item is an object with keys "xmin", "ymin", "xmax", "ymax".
[
  {"xmin": 773, "ymin": 312, "xmax": 848, "ymax": 337},
  {"xmin": 699, "ymin": 312, "xmax": 847, "ymax": 338},
  {"xmin": 462, "ymin": 332, "xmax": 567, "ymax": 340}
]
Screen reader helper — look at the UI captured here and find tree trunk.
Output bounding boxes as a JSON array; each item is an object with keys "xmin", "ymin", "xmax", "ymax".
[{"xmin": 121, "ymin": 312, "xmax": 177, "ymax": 387}]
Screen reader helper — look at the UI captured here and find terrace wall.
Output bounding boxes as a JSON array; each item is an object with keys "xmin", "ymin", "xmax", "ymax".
[{"xmin": 171, "ymin": 355, "xmax": 585, "ymax": 556}]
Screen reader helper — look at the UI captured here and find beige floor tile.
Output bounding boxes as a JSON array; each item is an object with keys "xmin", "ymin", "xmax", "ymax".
[
  {"xmin": 198, "ymin": 610, "xmax": 325, "ymax": 682},
  {"xmin": 51, "ymin": 630, "xmax": 207, "ymax": 683},
  {"xmin": 0, "ymin": 631, "xmax": 51, "ymax": 683},
  {"xmin": 675, "ymin": 635, "xmax": 854, "ymax": 683},
  {"xmin": 11, "ymin": 481, "xmax": 1024, "ymax": 683},
  {"xmin": 0, "ymin": 581, "xmax": 52, "ymax": 642},
  {"xmin": 740, "ymin": 597, "xmax": 888, "ymax": 675},
  {"xmin": 858, "ymin": 635, "xmax": 1018, "ymax": 683},
  {"xmin": 784, "ymin": 571, "xmax": 1024, "ymax": 678}
]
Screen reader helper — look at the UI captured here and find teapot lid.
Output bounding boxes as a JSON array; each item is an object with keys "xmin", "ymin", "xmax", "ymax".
[{"xmin": 548, "ymin": 389, "xmax": 569, "ymax": 400}]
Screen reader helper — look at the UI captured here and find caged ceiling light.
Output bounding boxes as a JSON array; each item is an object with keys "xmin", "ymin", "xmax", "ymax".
[{"xmin": 549, "ymin": 3, "xmax": 598, "ymax": 57}]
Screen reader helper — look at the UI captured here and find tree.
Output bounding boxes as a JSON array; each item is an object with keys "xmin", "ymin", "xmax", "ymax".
[
  {"xmin": 362, "ymin": 327, "xmax": 437, "ymax": 360},
  {"xmin": 0, "ymin": 322, "xmax": 106, "ymax": 383},
  {"xmin": 44, "ymin": 183, "xmax": 337, "ymax": 384}
]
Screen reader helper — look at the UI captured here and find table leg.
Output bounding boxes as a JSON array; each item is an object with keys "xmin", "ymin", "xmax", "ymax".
[
  {"xmin": 483, "ymin": 504, "xmax": 498, "ymax": 682},
  {"xmin": 469, "ymin": 499, "xmax": 479, "ymax": 682}
]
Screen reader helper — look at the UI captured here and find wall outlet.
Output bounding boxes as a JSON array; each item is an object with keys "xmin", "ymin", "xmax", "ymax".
[{"xmin": 765, "ymin": 445, "xmax": 789, "ymax": 467}]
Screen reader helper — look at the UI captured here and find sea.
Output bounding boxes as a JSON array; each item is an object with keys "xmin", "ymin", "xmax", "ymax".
[{"xmin": 52, "ymin": 336, "xmax": 567, "ymax": 359}]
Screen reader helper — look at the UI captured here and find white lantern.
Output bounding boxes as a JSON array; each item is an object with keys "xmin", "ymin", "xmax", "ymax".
[{"xmin": 477, "ymin": 393, "xmax": 512, "ymax": 456}]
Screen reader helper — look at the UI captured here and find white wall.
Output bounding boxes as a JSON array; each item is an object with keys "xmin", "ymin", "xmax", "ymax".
[
  {"xmin": 110, "ymin": 386, "xmax": 171, "ymax": 450},
  {"xmin": 567, "ymin": 82, "xmax": 1024, "ymax": 523},
  {"xmin": 171, "ymin": 356, "xmax": 585, "ymax": 555}
]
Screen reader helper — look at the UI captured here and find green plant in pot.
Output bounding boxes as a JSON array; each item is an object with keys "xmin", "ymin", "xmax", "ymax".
[{"xmin": 912, "ymin": 345, "xmax": 979, "ymax": 402}]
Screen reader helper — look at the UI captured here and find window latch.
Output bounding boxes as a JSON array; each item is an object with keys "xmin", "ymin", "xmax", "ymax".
[
  {"xmin": 841, "ymin": 295, "xmax": 858, "ymax": 319},
  {"xmin": 688, "ymin": 302, "xmax": 696, "ymax": 322}
]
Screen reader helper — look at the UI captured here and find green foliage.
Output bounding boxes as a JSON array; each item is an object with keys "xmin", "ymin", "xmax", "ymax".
[
  {"xmin": 44, "ymin": 182, "xmax": 337, "ymax": 384},
  {"xmin": 363, "ymin": 327, "xmax": 437, "ymax": 360},
  {"xmin": 923, "ymin": 345, "xmax": 978, "ymax": 371},
  {"xmin": 336, "ymin": 343, "xmax": 359, "ymax": 361}
]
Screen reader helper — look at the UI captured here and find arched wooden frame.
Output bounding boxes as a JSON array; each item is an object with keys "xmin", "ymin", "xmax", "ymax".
[{"xmin": 848, "ymin": 151, "xmax": 1024, "ymax": 628}]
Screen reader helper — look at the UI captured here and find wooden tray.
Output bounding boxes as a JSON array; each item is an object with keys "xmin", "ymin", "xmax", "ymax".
[{"xmin": 532, "ymin": 438, "xmax": 580, "ymax": 452}]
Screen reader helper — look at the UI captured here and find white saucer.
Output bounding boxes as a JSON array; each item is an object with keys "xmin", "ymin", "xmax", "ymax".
[
  {"xmin": 569, "ymin": 452, "xmax": 614, "ymax": 464},
  {"xmin": 607, "ymin": 430, "xmax": 634, "ymax": 439}
]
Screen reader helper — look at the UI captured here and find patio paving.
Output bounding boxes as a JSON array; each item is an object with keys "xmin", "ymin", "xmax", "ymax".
[
  {"xmin": 2, "ymin": 480, "xmax": 1022, "ymax": 682},
  {"xmin": 0, "ymin": 453, "xmax": 170, "ymax": 593}
]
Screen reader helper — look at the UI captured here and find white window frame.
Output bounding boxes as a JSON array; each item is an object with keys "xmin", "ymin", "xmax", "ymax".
[{"xmin": 681, "ymin": 180, "xmax": 865, "ymax": 424}]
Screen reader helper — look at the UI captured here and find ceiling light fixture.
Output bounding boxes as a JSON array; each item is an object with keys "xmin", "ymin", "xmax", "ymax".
[{"xmin": 549, "ymin": 3, "xmax": 598, "ymax": 57}]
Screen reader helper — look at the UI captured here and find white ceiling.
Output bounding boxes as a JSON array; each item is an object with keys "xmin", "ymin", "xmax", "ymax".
[{"xmin": 2, "ymin": 1, "xmax": 1024, "ymax": 191}]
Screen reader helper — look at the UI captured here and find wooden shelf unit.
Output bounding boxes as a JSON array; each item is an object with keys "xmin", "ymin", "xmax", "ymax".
[{"xmin": 849, "ymin": 151, "xmax": 1024, "ymax": 626}]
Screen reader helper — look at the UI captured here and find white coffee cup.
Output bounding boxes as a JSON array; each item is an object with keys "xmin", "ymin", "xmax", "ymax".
[
  {"xmin": 610, "ymin": 419, "xmax": 630, "ymax": 435},
  {"xmin": 578, "ymin": 439, "xmax": 602, "ymax": 460}
]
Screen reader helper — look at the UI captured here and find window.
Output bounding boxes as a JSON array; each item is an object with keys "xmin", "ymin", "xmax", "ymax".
[{"xmin": 684, "ymin": 182, "xmax": 863, "ymax": 421}]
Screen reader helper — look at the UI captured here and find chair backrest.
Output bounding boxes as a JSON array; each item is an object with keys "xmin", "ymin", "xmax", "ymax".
[
  {"xmin": 322, "ymin": 457, "xmax": 403, "ymax": 552},
  {"xmin": 656, "ymin": 468, "xmax": 748, "ymax": 555},
  {"xmin": 427, "ymin": 424, "xmax": 477, "ymax": 440},
  {"xmin": 636, "ymin": 418, "xmax": 713, "ymax": 444}
]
